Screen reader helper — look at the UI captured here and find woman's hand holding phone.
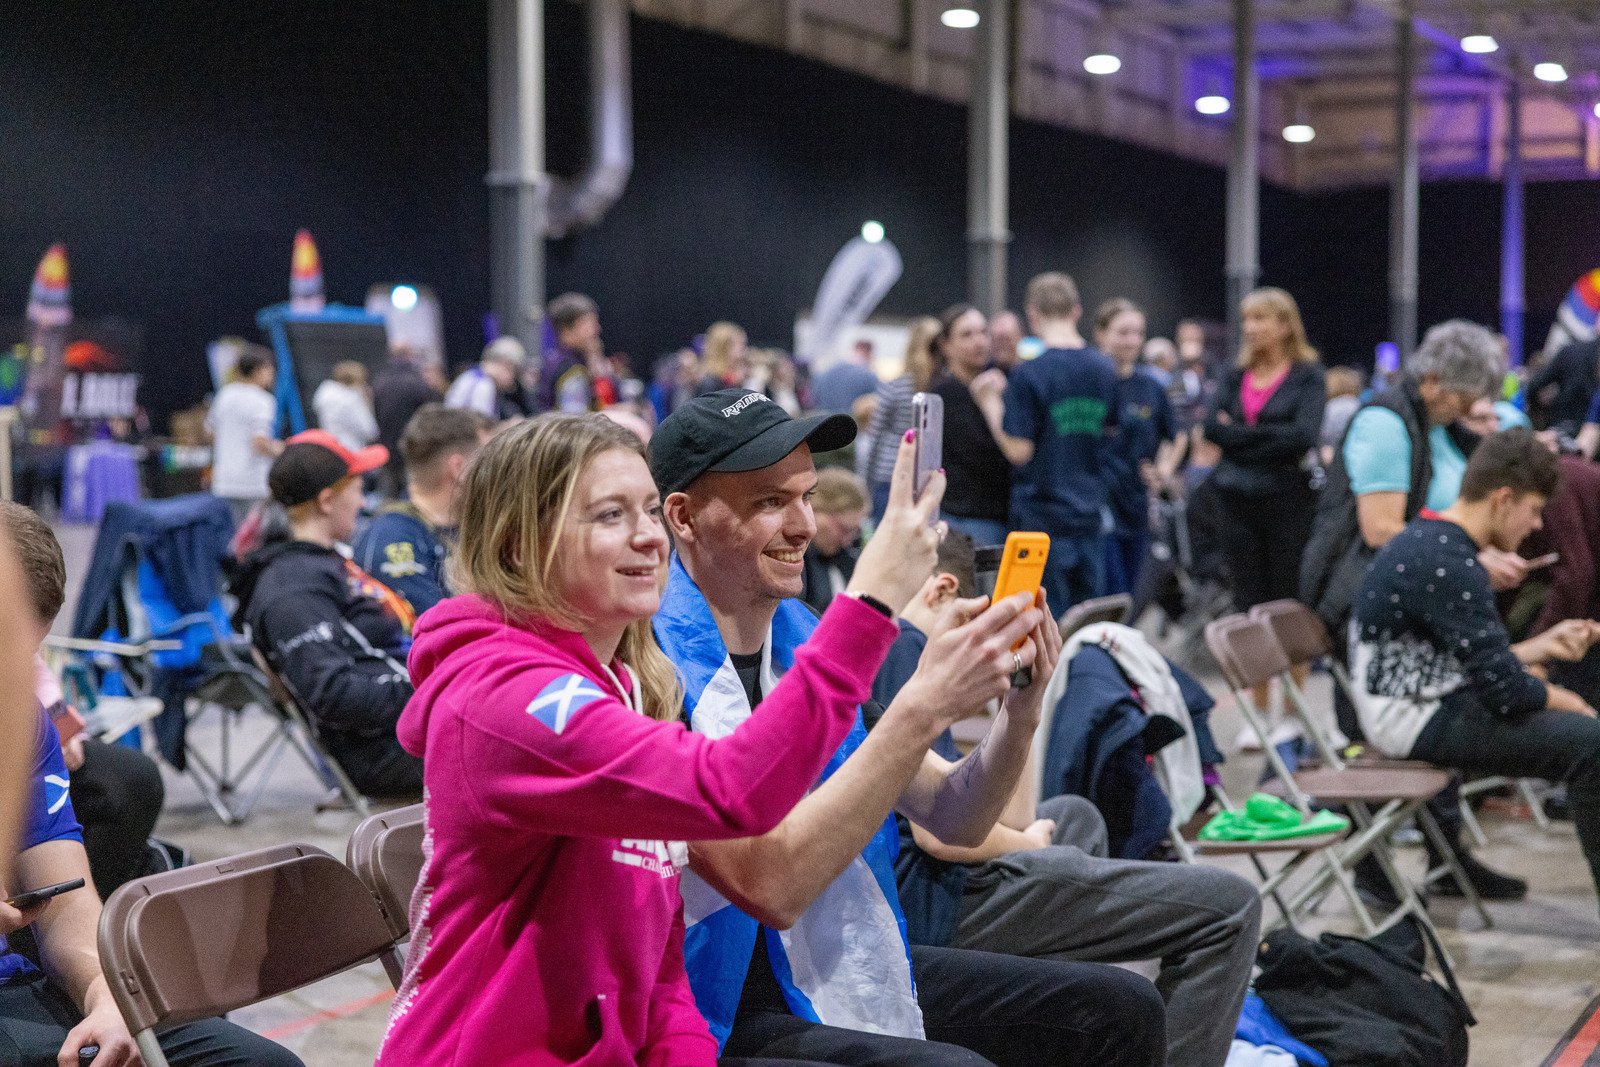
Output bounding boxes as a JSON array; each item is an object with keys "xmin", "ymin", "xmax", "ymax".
[
  {"xmin": 1003, "ymin": 589, "xmax": 1062, "ymax": 730},
  {"xmin": 848, "ymin": 430, "xmax": 948, "ymax": 615},
  {"xmin": 897, "ymin": 591, "xmax": 1044, "ymax": 733}
]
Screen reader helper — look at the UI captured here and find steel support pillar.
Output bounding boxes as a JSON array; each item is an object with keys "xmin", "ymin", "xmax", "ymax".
[
  {"xmin": 1501, "ymin": 76, "xmax": 1525, "ymax": 367},
  {"xmin": 487, "ymin": 0, "xmax": 548, "ymax": 356},
  {"xmin": 1389, "ymin": 6, "xmax": 1419, "ymax": 361},
  {"xmin": 968, "ymin": 0, "xmax": 1011, "ymax": 318},
  {"xmin": 1224, "ymin": 0, "xmax": 1259, "ymax": 356}
]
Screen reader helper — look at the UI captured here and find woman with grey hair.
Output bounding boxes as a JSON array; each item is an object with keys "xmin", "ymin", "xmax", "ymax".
[
  {"xmin": 1303, "ymin": 318, "xmax": 1511, "ymax": 630},
  {"xmin": 1300, "ymin": 317, "xmax": 1530, "ymax": 904}
]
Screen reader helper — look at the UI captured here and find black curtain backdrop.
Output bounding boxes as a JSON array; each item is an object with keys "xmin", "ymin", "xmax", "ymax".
[{"xmin": 2, "ymin": 1, "xmax": 1596, "ymax": 427}]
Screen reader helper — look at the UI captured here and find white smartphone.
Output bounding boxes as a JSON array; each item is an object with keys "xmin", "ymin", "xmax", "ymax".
[{"xmin": 911, "ymin": 392, "xmax": 944, "ymax": 524}]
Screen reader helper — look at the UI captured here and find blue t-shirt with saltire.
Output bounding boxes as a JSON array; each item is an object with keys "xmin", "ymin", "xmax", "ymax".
[{"xmin": 1, "ymin": 709, "xmax": 84, "ymax": 983}]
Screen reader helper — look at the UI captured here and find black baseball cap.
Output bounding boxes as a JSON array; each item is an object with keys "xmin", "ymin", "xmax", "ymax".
[
  {"xmin": 651, "ymin": 389, "xmax": 857, "ymax": 496},
  {"xmin": 268, "ymin": 430, "xmax": 389, "ymax": 507}
]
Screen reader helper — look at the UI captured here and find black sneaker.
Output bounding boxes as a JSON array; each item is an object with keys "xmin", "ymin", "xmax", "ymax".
[
  {"xmin": 1431, "ymin": 853, "xmax": 1527, "ymax": 901},
  {"xmin": 1353, "ymin": 854, "xmax": 1401, "ymax": 908}
]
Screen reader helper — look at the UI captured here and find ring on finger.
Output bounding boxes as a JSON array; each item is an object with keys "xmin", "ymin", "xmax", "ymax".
[
  {"xmin": 1011, "ymin": 651, "xmax": 1023, "ymax": 674},
  {"xmin": 936, "ymin": 521, "xmax": 948, "ymax": 542}
]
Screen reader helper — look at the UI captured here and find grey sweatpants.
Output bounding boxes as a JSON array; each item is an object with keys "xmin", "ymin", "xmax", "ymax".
[{"xmin": 951, "ymin": 796, "xmax": 1261, "ymax": 1067}]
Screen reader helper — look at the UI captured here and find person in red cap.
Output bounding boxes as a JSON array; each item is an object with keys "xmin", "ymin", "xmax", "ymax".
[{"xmin": 229, "ymin": 430, "xmax": 423, "ymax": 798}]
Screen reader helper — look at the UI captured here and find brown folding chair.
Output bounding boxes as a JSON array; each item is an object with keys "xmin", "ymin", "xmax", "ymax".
[
  {"xmin": 1252, "ymin": 598, "xmax": 1549, "ymax": 845},
  {"xmin": 98, "ymin": 843, "xmax": 398, "ymax": 1067},
  {"xmin": 1056, "ymin": 593, "xmax": 1133, "ymax": 642},
  {"xmin": 347, "ymin": 804, "xmax": 426, "ymax": 986},
  {"xmin": 1206, "ymin": 614, "xmax": 1456, "ymax": 946},
  {"xmin": 1249, "ymin": 599, "xmax": 1492, "ymax": 926}
]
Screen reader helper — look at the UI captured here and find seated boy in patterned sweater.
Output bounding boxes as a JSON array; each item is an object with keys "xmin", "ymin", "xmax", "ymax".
[{"xmin": 1353, "ymin": 427, "xmax": 1600, "ymax": 905}]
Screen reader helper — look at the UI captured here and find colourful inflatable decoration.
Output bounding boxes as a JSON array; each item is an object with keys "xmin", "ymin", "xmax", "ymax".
[
  {"xmin": 289, "ymin": 229, "xmax": 325, "ymax": 313},
  {"xmin": 1557, "ymin": 268, "xmax": 1600, "ymax": 344},
  {"xmin": 26, "ymin": 244, "xmax": 71, "ymax": 327}
]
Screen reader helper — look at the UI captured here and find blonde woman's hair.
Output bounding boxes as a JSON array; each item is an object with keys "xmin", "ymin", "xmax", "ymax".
[
  {"xmin": 1325, "ymin": 366, "xmax": 1363, "ymax": 399},
  {"xmin": 331, "ymin": 360, "xmax": 368, "ymax": 388},
  {"xmin": 903, "ymin": 316, "xmax": 941, "ymax": 393},
  {"xmin": 449, "ymin": 413, "xmax": 683, "ymax": 722},
  {"xmin": 813, "ymin": 467, "xmax": 869, "ymax": 515},
  {"xmin": 702, "ymin": 322, "xmax": 747, "ymax": 382},
  {"xmin": 1236, "ymin": 287, "xmax": 1319, "ymax": 368}
]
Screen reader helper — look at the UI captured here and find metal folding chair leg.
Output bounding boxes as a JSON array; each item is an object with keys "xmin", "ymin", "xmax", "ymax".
[
  {"xmin": 1520, "ymin": 778, "xmax": 1551, "ymax": 830},
  {"xmin": 1417, "ymin": 805, "xmax": 1493, "ymax": 928}
]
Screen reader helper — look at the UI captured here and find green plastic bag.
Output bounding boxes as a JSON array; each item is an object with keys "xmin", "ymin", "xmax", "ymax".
[{"xmin": 1198, "ymin": 793, "xmax": 1350, "ymax": 842}]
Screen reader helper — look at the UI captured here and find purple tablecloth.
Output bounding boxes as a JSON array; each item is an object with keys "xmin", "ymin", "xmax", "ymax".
[{"xmin": 63, "ymin": 442, "xmax": 141, "ymax": 524}]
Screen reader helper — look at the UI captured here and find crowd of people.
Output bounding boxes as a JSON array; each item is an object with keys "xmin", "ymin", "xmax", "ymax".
[{"xmin": 8, "ymin": 270, "xmax": 1600, "ymax": 1067}]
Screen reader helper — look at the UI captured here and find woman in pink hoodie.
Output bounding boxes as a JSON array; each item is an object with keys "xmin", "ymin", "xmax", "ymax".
[{"xmin": 376, "ymin": 413, "xmax": 947, "ymax": 1067}]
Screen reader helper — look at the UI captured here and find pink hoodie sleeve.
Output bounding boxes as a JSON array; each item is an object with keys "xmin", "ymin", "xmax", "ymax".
[
  {"xmin": 455, "ymin": 594, "xmax": 898, "ymax": 843},
  {"xmin": 641, "ymin": 902, "xmax": 719, "ymax": 1067}
]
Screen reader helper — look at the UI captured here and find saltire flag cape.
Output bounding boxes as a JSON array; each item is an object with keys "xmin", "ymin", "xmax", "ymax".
[{"xmin": 654, "ymin": 556, "xmax": 923, "ymax": 1050}]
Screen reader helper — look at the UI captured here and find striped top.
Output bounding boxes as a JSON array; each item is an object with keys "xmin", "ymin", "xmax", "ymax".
[{"xmin": 862, "ymin": 373, "xmax": 916, "ymax": 485}]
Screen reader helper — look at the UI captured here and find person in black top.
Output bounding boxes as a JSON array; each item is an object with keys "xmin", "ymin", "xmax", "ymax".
[
  {"xmin": 1204, "ymin": 288, "xmax": 1325, "ymax": 611},
  {"xmin": 372, "ymin": 345, "xmax": 443, "ymax": 496},
  {"xmin": 1527, "ymin": 336, "xmax": 1600, "ymax": 435},
  {"xmin": 232, "ymin": 430, "xmax": 423, "ymax": 798},
  {"xmin": 929, "ymin": 304, "xmax": 1013, "ymax": 549},
  {"xmin": 1352, "ymin": 429, "xmax": 1600, "ymax": 904}
]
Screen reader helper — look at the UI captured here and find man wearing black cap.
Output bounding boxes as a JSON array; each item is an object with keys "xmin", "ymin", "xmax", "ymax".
[
  {"xmin": 230, "ymin": 430, "xmax": 423, "ymax": 798},
  {"xmin": 651, "ymin": 390, "xmax": 1164, "ymax": 1067}
]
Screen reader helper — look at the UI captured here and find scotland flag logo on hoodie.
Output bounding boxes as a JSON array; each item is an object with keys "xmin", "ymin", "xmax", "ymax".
[{"xmin": 526, "ymin": 674, "xmax": 607, "ymax": 734}]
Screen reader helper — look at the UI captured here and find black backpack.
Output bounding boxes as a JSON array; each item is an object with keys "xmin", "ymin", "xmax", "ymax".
[{"xmin": 1254, "ymin": 917, "xmax": 1475, "ymax": 1067}]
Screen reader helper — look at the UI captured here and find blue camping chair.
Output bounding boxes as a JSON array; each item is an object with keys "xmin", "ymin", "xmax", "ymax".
[{"xmin": 70, "ymin": 495, "xmax": 369, "ymax": 822}]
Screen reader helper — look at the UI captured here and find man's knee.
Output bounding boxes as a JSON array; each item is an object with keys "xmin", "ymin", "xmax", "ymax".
[
  {"xmin": 1037, "ymin": 795, "xmax": 1108, "ymax": 855},
  {"xmin": 1086, "ymin": 966, "xmax": 1166, "ymax": 1065}
]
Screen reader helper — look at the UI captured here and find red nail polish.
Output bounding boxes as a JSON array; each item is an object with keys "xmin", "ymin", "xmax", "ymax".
[{"xmin": 904, "ymin": 429, "xmax": 915, "ymax": 443}]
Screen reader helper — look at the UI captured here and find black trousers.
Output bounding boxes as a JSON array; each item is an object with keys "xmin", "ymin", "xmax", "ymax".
[
  {"xmin": 1211, "ymin": 484, "xmax": 1316, "ymax": 612},
  {"xmin": 720, "ymin": 945, "xmax": 1166, "ymax": 1067},
  {"xmin": 68, "ymin": 739, "xmax": 164, "ymax": 899},
  {"xmin": 0, "ymin": 972, "xmax": 301, "ymax": 1067},
  {"xmin": 1411, "ymin": 689, "xmax": 1600, "ymax": 899},
  {"xmin": 328, "ymin": 734, "xmax": 424, "ymax": 799}
]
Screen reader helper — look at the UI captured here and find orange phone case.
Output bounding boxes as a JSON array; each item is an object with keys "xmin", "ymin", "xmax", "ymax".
[{"xmin": 992, "ymin": 532, "xmax": 1050, "ymax": 650}]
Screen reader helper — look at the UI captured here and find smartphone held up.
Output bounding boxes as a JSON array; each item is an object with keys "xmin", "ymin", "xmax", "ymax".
[
  {"xmin": 974, "ymin": 532, "xmax": 1051, "ymax": 688},
  {"xmin": 911, "ymin": 393, "xmax": 943, "ymax": 524}
]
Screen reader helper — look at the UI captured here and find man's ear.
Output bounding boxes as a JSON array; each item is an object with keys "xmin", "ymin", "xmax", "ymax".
[
  {"xmin": 662, "ymin": 491, "xmax": 695, "ymax": 544},
  {"xmin": 447, "ymin": 452, "xmax": 467, "ymax": 483}
]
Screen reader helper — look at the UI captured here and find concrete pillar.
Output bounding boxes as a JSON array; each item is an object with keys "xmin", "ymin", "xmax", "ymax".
[
  {"xmin": 1389, "ymin": 7, "xmax": 1419, "ymax": 361},
  {"xmin": 487, "ymin": 0, "xmax": 548, "ymax": 355},
  {"xmin": 1224, "ymin": 0, "xmax": 1260, "ymax": 356},
  {"xmin": 968, "ymin": 0, "xmax": 1011, "ymax": 317},
  {"xmin": 1501, "ymin": 75, "xmax": 1525, "ymax": 366}
]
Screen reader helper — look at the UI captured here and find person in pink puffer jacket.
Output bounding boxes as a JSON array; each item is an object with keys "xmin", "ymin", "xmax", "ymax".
[{"xmin": 375, "ymin": 412, "xmax": 950, "ymax": 1066}]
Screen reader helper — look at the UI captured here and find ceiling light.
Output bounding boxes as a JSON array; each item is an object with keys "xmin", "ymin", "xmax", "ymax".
[
  {"xmin": 1594, "ymin": 101, "xmax": 1600, "ymax": 119},
  {"xmin": 941, "ymin": 8, "xmax": 979, "ymax": 28},
  {"xmin": 1195, "ymin": 94, "xmax": 1230, "ymax": 115},
  {"xmin": 390, "ymin": 285, "xmax": 418, "ymax": 311},
  {"xmin": 1283, "ymin": 124, "xmax": 1315, "ymax": 143},
  {"xmin": 1460, "ymin": 34, "xmax": 1498, "ymax": 53},
  {"xmin": 861, "ymin": 221, "xmax": 885, "ymax": 244},
  {"xmin": 1084, "ymin": 54, "xmax": 1121, "ymax": 75},
  {"xmin": 1534, "ymin": 62, "xmax": 1568, "ymax": 82}
]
